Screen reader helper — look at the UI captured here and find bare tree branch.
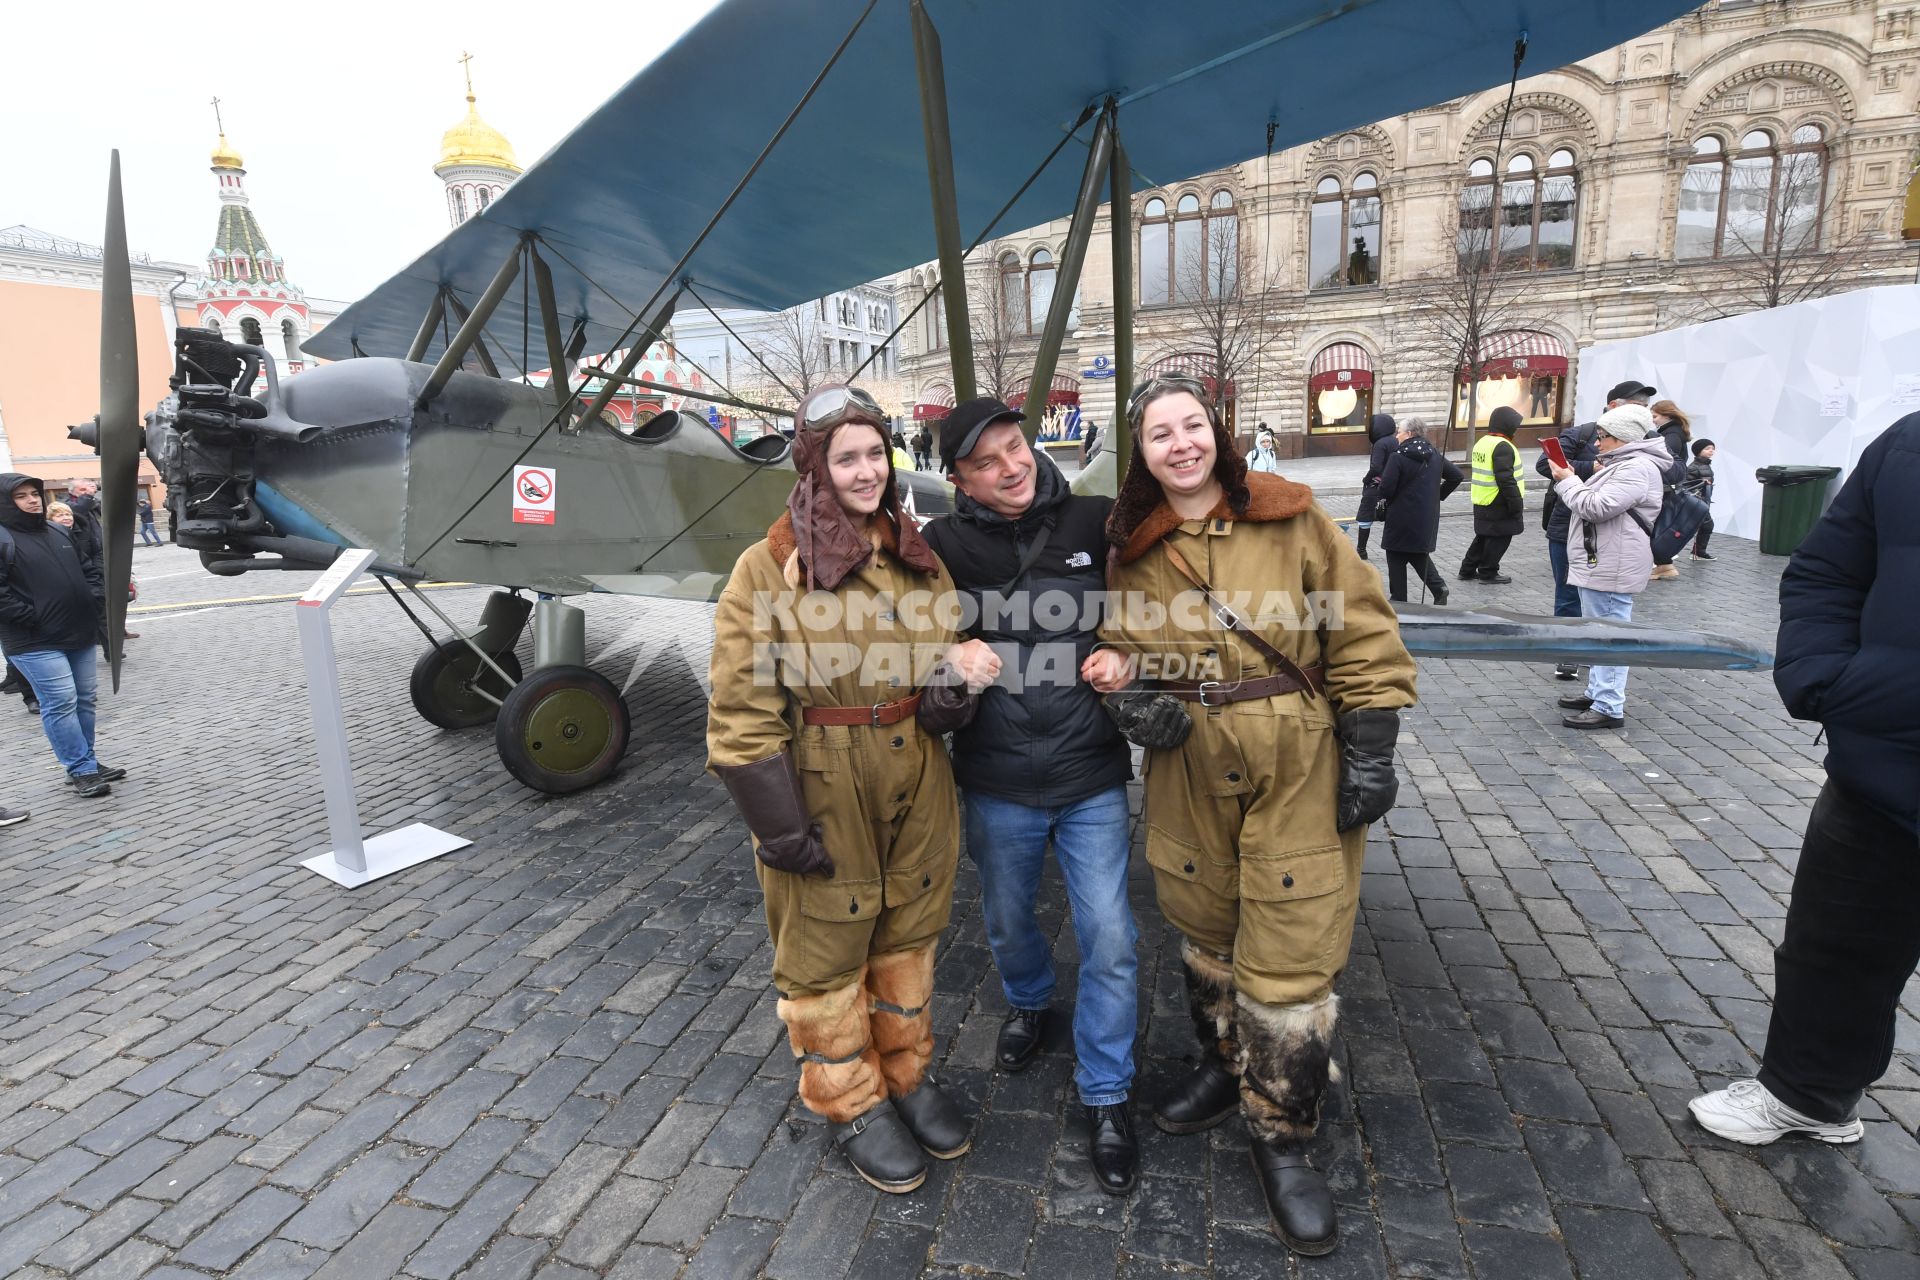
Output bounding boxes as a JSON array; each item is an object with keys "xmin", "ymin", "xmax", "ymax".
[
  {"xmin": 964, "ymin": 242, "xmax": 1033, "ymax": 404},
  {"xmin": 1142, "ymin": 218, "xmax": 1286, "ymax": 428}
]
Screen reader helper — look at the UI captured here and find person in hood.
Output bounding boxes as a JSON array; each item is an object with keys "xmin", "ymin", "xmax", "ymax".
[
  {"xmin": 1647, "ymin": 400, "xmax": 1694, "ymax": 579},
  {"xmin": 1087, "ymin": 376, "xmax": 1417, "ymax": 1257},
  {"xmin": 706, "ymin": 386, "xmax": 974, "ymax": 1196},
  {"xmin": 0, "ymin": 473, "xmax": 119, "ymax": 797},
  {"xmin": 1246, "ymin": 425, "xmax": 1284, "ymax": 475},
  {"xmin": 1544, "ymin": 404, "xmax": 1669, "ymax": 728},
  {"xmin": 922, "ymin": 397, "xmax": 1141, "ymax": 1195},
  {"xmin": 1375, "ymin": 418, "xmax": 1464, "ymax": 604},
  {"xmin": 1457, "ymin": 405, "xmax": 1526, "ymax": 584},
  {"xmin": 1351, "ymin": 413, "xmax": 1397, "ymax": 559},
  {"xmin": 61, "ymin": 479, "xmax": 104, "ymax": 564}
]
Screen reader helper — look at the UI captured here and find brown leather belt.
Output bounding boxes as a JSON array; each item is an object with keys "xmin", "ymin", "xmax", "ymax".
[
  {"xmin": 1156, "ymin": 663, "xmax": 1325, "ymax": 708},
  {"xmin": 801, "ymin": 692, "xmax": 923, "ymax": 727}
]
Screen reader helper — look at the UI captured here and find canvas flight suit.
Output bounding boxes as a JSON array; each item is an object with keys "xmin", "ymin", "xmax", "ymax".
[
  {"xmin": 1103, "ymin": 477, "xmax": 1414, "ymax": 1007},
  {"xmin": 707, "ymin": 514, "xmax": 962, "ymax": 1122}
]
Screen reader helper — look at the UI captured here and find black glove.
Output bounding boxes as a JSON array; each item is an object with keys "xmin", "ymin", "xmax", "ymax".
[
  {"xmin": 1335, "ymin": 708, "xmax": 1400, "ymax": 832},
  {"xmin": 713, "ymin": 752, "xmax": 835, "ymax": 877},
  {"xmin": 915, "ymin": 662, "xmax": 978, "ymax": 735},
  {"xmin": 1103, "ymin": 682, "xmax": 1193, "ymax": 750}
]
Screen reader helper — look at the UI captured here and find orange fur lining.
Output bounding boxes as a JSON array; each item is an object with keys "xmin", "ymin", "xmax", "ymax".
[
  {"xmin": 765, "ymin": 510, "xmax": 903, "ymax": 582},
  {"xmin": 1118, "ymin": 471, "xmax": 1314, "ymax": 565}
]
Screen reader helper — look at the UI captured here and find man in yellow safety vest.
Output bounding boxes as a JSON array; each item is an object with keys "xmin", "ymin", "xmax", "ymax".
[{"xmin": 1457, "ymin": 406, "xmax": 1527, "ymax": 584}]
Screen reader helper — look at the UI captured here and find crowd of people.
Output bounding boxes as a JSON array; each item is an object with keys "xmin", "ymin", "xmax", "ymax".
[{"xmin": 1350, "ymin": 380, "xmax": 1720, "ymax": 730}]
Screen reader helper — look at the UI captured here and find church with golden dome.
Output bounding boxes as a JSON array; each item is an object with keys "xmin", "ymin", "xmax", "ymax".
[
  {"xmin": 436, "ymin": 55, "xmax": 521, "ymax": 227},
  {"xmin": 198, "ymin": 103, "xmax": 313, "ymax": 379}
]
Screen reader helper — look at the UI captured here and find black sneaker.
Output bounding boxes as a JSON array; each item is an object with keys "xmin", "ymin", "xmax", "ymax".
[
  {"xmin": 996, "ymin": 1007, "xmax": 1049, "ymax": 1073},
  {"xmin": 0, "ymin": 807, "xmax": 28, "ymax": 827},
  {"xmin": 94, "ymin": 765, "xmax": 127, "ymax": 783},
  {"xmin": 68, "ymin": 773, "xmax": 112, "ymax": 798},
  {"xmin": 1553, "ymin": 663, "xmax": 1580, "ymax": 681},
  {"xmin": 1691, "ymin": 551, "xmax": 1714, "ymax": 560}
]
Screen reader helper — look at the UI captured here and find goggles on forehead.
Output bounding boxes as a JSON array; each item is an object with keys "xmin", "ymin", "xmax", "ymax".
[
  {"xmin": 799, "ymin": 385, "xmax": 887, "ymax": 434},
  {"xmin": 1125, "ymin": 374, "xmax": 1208, "ymax": 425}
]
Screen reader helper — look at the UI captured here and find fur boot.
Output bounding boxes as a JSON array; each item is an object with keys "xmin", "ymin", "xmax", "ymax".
[
  {"xmin": 777, "ymin": 972, "xmax": 887, "ymax": 1123},
  {"xmin": 867, "ymin": 945, "xmax": 937, "ymax": 1097},
  {"xmin": 1236, "ymin": 990, "xmax": 1338, "ymax": 1146},
  {"xmin": 1183, "ymin": 941, "xmax": 1240, "ymax": 1065}
]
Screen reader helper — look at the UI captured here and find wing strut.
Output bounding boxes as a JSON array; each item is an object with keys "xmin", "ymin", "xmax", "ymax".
[
  {"xmin": 406, "ymin": 290, "xmax": 448, "ymax": 363},
  {"xmin": 911, "ymin": 0, "xmax": 975, "ymax": 401},
  {"xmin": 418, "ymin": 239, "xmax": 525, "ymax": 407},
  {"xmin": 1108, "ymin": 116, "xmax": 1135, "ymax": 478},
  {"xmin": 1020, "ymin": 102, "xmax": 1114, "ymax": 447}
]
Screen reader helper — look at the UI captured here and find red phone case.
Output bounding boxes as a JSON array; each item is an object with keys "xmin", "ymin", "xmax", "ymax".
[{"xmin": 1540, "ymin": 437, "xmax": 1567, "ymax": 468}]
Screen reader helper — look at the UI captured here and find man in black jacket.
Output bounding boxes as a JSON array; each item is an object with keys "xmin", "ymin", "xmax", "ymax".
[
  {"xmin": 0, "ymin": 473, "xmax": 120, "ymax": 797},
  {"xmin": 922, "ymin": 398, "xmax": 1140, "ymax": 1194},
  {"xmin": 1690, "ymin": 415, "xmax": 1919, "ymax": 1145}
]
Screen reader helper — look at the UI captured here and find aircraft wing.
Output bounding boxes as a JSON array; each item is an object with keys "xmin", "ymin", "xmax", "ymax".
[{"xmin": 308, "ymin": 0, "xmax": 1696, "ymax": 363}]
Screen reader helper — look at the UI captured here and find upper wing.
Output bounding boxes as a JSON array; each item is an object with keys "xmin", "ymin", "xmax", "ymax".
[{"xmin": 307, "ymin": 0, "xmax": 1694, "ymax": 362}]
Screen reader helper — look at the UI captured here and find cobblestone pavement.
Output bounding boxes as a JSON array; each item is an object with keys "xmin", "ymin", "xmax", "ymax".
[{"xmin": 2, "ymin": 518, "xmax": 1917, "ymax": 1280}]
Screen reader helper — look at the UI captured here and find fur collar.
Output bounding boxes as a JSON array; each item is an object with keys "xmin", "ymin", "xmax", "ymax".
[
  {"xmin": 766, "ymin": 510, "xmax": 907, "ymax": 574},
  {"xmin": 1116, "ymin": 471, "xmax": 1314, "ymax": 565}
]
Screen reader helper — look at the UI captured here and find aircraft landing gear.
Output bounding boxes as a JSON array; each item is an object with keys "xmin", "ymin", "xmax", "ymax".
[
  {"xmin": 494, "ymin": 665, "xmax": 630, "ymax": 794},
  {"xmin": 409, "ymin": 642, "xmax": 522, "ymax": 729}
]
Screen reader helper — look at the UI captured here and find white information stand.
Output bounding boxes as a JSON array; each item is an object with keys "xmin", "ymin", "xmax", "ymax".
[{"xmin": 296, "ymin": 549, "xmax": 471, "ymax": 887}]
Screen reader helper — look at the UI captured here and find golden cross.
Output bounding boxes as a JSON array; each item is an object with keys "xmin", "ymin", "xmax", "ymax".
[
  {"xmin": 459, "ymin": 51, "xmax": 474, "ymax": 97},
  {"xmin": 211, "ymin": 95, "xmax": 224, "ymax": 134}
]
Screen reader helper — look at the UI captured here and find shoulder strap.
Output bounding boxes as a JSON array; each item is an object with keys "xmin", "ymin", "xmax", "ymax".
[
  {"xmin": 1160, "ymin": 542, "xmax": 1319, "ymax": 691},
  {"xmin": 999, "ymin": 520, "xmax": 1056, "ymax": 595}
]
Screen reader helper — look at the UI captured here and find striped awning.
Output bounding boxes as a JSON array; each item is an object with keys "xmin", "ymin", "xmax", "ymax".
[
  {"xmin": 1465, "ymin": 330, "xmax": 1569, "ymax": 378},
  {"xmin": 1145, "ymin": 352, "xmax": 1236, "ymax": 398},
  {"xmin": 1308, "ymin": 341, "xmax": 1374, "ymax": 392},
  {"xmin": 1009, "ymin": 372, "xmax": 1081, "ymax": 409},
  {"xmin": 912, "ymin": 382, "xmax": 955, "ymax": 420}
]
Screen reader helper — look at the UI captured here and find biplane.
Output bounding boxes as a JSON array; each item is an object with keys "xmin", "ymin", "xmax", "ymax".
[{"xmin": 76, "ymin": 0, "xmax": 1768, "ymax": 795}]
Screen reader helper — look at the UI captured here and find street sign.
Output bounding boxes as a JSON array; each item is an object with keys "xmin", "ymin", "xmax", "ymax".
[{"xmin": 512, "ymin": 465, "xmax": 556, "ymax": 525}]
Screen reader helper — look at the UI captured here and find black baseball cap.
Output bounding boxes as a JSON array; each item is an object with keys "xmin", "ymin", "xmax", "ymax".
[
  {"xmin": 1607, "ymin": 380, "xmax": 1656, "ymax": 402},
  {"xmin": 940, "ymin": 397, "xmax": 1025, "ymax": 471}
]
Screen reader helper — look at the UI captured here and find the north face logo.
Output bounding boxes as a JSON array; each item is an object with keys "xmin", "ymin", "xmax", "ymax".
[{"xmin": 1065, "ymin": 551, "xmax": 1093, "ymax": 568}]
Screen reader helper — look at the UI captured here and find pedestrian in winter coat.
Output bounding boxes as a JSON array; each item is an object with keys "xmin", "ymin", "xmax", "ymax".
[
  {"xmin": 61, "ymin": 481, "xmax": 104, "ymax": 564},
  {"xmin": 1351, "ymin": 413, "xmax": 1397, "ymax": 559},
  {"xmin": 1457, "ymin": 405, "xmax": 1526, "ymax": 583},
  {"xmin": 1683, "ymin": 440, "xmax": 1716, "ymax": 559},
  {"xmin": 1545, "ymin": 404, "xmax": 1668, "ymax": 728},
  {"xmin": 1536, "ymin": 379, "xmax": 1653, "ymax": 678},
  {"xmin": 922, "ymin": 397, "xmax": 1140, "ymax": 1194},
  {"xmin": 1087, "ymin": 377, "xmax": 1417, "ymax": 1256},
  {"xmin": 1375, "ymin": 419, "xmax": 1464, "ymax": 604},
  {"xmin": 0, "ymin": 473, "xmax": 119, "ymax": 797},
  {"xmin": 137, "ymin": 496, "xmax": 161, "ymax": 547},
  {"xmin": 706, "ymin": 385, "xmax": 976, "ymax": 1196},
  {"xmin": 1688, "ymin": 413, "xmax": 1920, "ymax": 1148},
  {"xmin": 1648, "ymin": 400, "xmax": 1693, "ymax": 577},
  {"xmin": 1246, "ymin": 426, "xmax": 1284, "ymax": 475}
]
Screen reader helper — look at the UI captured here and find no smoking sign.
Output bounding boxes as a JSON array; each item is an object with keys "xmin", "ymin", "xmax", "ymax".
[{"xmin": 512, "ymin": 465, "xmax": 557, "ymax": 525}]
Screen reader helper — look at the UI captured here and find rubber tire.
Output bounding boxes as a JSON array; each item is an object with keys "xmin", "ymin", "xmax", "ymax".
[
  {"xmin": 493, "ymin": 664, "xmax": 630, "ymax": 794},
  {"xmin": 409, "ymin": 642, "xmax": 522, "ymax": 730}
]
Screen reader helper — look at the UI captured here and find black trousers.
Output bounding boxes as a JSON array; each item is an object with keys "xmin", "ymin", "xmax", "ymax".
[
  {"xmin": 1385, "ymin": 551, "xmax": 1446, "ymax": 603},
  {"xmin": 1759, "ymin": 781, "xmax": 1920, "ymax": 1122},
  {"xmin": 1458, "ymin": 533, "xmax": 1513, "ymax": 579},
  {"xmin": 1692, "ymin": 515, "xmax": 1714, "ymax": 555}
]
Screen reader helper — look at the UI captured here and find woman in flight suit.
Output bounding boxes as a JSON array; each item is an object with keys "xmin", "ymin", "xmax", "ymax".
[
  {"xmin": 707, "ymin": 384, "xmax": 975, "ymax": 1195},
  {"xmin": 1088, "ymin": 377, "xmax": 1417, "ymax": 1255}
]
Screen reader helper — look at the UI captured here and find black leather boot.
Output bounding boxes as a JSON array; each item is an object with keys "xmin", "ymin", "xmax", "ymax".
[
  {"xmin": 996, "ymin": 1007, "xmax": 1048, "ymax": 1073},
  {"xmin": 1086, "ymin": 1102, "xmax": 1138, "ymax": 1195},
  {"xmin": 1152, "ymin": 1054, "xmax": 1240, "ymax": 1134},
  {"xmin": 1249, "ymin": 1140, "xmax": 1337, "ymax": 1255},
  {"xmin": 893, "ymin": 1073, "xmax": 971, "ymax": 1159},
  {"xmin": 832, "ymin": 1105, "xmax": 927, "ymax": 1194}
]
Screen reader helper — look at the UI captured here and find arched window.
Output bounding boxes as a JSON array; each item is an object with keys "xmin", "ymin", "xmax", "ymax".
[
  {"xmin": 240, "ymin": 316, "xmax": 263, "ymax": 346},
  {"xmin": 1207, "ymin": 190, "xmax": 1239, "ymax": 298},
  {"xmin": 928, "ymin": 281, "xmax": 943, "ymax": 350},
  {"xmin": 1678, "ymin": 126, "xmax": 1826, "ymax": 259},
  {"xmin": 997, "ymin": 251, "xmax": 1023, "ymax": 330},
  {"xmin": 1460, "ymin": 151, "xmax": 1578, "ymax": 272},
  {"xmin": 1027, "ymin": 248, "xmax": 1055, "ymax": 332},
  {"xmin": 1173, "ymin": 193, "xmax": 1203, "ymax": 301},
  {"xmin": 1139, "ymin": 197, "xmax": 1170, "ymax": 305},
  {"xmin": 476, "ymin": 187, "xmax": 491, "ymax": 210},
  {"xmin": 1310, "ymin": 172, "xmax": 1382, "ymax": 289},
  {"xmin": 282, "ymin": 318, "xmax": 302, "ymax": 361},
  {"xmin": 204, "ymin": 314, "xmax": 222, "ymax": 331}
]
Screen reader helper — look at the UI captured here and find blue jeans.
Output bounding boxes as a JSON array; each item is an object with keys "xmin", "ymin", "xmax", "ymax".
[
  {"xmin": 139, "ymin": 519, "xmax": 161, "ymax": 546},
  {"xmin": 964, "ymin": 785, "xmax": 1137, "ymax": 1105},
  {"xmin": 1576, "ymin": 587, "xmax": 1635, "ymax": 717},
  {"xmin": 8, "ymin": 647, "xmax": 101, "ymax": 776},
  {"xmin": 1547, "ymin": 538, "xmax": 1580, "ymax": 618}
]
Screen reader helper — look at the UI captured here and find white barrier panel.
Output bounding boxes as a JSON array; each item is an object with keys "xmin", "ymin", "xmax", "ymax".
[
  {"xmin": 296, "ymin": 549, "xmax": 471, "ymax": 887},
  {"xmin": 1575, "ymin": 284, "xmax": 1920, "ymax": 541}
]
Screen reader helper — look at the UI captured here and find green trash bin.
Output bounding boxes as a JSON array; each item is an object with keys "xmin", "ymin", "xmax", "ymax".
[{"xmin": 1754, "ymin": 464, "xmax": 1842, "ymax": 556}]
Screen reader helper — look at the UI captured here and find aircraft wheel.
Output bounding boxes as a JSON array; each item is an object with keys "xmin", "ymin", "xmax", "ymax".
[
  {"xmin": 409, "ymin": 642, "xmax": 522, "ymax": 730},
  {"xmin": 494, "ymin": 665, "xmax": 630, "ymax": 794}
]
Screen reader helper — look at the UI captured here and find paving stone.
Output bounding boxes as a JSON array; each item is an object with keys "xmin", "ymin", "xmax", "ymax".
[
  {"xmin": 1557, "ymin": 1206, "xmax": 1688, "ymax": 1280},
  {"xmin": 408, "ymin": 1172, "xmax": 537, "ymax": 1280},
  {"xmin": 31, "ymin": 1194, "xmax": 160, "ymax": 1273},
  {"xmin": 1759, "ymin": 1143, "xmax": 1918, "ymax": 1250},
  {"xmin": 1523, "ymin": 1122, "xmax": 1651, "ymax": 1211},
  {"xmin": 1121, "ymin": 1171, "xmax": 1209, "ymax": 1268},
  {"xmin": 1443, "ymin": 1143, "xmax": 1553, "ymax": 1232},
  {"xmin": 508, "ymin": 1142, "xmax": 624, "ymax": 1238},
  {"xmin": 1459, "ymin": 1224, "xmax": 1574, "ymax": 1280},
  {"xmin": 1376, "ymin": 1179, "xmax": 1467, "ymax": 1279},
  {"xmin": 307, "ymin": 1203, "xmax": 442, "ymax": 1280},
  {"xmin": 1733, "ymin": 1213, "xmax": 1857, "ymax": 1280},
  {"xmin": 409, "ymin": 1115, "xmax": 530, "ymax": 1209},
  {"xmin": 682, "ymin": 1214, "xmax": 780, "ymax": 1280},
  {"xmin": 766, "ymin": 1175, "xmax": 875, "ymax": 1280},
  {"xmin": 279, "ymin": 1143, "xmax": 427, "ymax": 1248},
  {"xmin": 559, "ymin": 1174, "xmax": 666, "ymax": 1264},
  {"xmin": 175, "ymin": 1185, "xmax": 305, "ymax": 1271}
]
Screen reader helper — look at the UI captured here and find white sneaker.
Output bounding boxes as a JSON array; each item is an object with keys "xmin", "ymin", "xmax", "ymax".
[{"xmin": 1687, "ymin": 1079, "xmax": 1863, "ymax": 1145}]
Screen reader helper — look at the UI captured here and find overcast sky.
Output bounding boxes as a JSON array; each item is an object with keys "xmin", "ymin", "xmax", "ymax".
[{"xmin": 3, "ymin": 2, "xmax": 723, "ymax": 301}]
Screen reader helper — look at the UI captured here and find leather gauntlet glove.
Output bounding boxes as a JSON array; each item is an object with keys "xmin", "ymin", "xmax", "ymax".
[
  {"xmin": 1335, "ymin": 708, "xmax": 1400, "ymax": 832},
  {"xmin": 713, "ymin": 752, "xmax": 835, "ymax": 877},
  {"xmin": 1103, "ymin": 682, "xmax": 1193, "ymax": 750},
  {"xmin": 915, "ymin": 662, "xmax": 978, "ymax": 735}
]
